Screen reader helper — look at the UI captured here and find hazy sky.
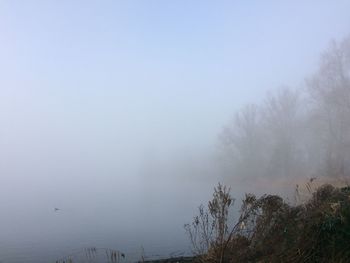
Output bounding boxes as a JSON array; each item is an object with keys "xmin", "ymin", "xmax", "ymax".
[{"xmin": 0, "ymin": 1, "xmax": 350, "ymax": 262}]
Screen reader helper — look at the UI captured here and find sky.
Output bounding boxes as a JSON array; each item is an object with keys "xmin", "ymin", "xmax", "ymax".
[{"xmin": 0, "ymin": 1, "xmax": 350, "ymax": 262}]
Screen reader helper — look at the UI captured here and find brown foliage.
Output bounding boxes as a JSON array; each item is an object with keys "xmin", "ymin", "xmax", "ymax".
[{"xmin": 188, "ymin": 183, "xmax": 350, "ymax": 263}]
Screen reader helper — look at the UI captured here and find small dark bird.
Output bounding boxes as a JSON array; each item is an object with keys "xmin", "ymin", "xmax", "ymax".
[
  {"xmin": 310, "ymin": 177, "xmax": 317, "ymax": 182},
  {"xmin": 54, "ymin": 208, "xmax": 60, "ymax": 212}
]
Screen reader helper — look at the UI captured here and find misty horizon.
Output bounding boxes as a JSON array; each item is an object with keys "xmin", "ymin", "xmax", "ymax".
[{"xmin": 1, "ymin": 1, "xmax": 350, "ymax": 262}]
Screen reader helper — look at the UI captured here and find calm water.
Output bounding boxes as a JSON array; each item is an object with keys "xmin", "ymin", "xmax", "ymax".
[{"xmin": 0, "ymin": 238, "xmax": 191, "ymax": 263}]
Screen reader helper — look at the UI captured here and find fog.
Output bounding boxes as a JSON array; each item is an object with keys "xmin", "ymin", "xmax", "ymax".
[{"xmin": 1, "ymin": 1, "xmax": 350, "ymax": 262}]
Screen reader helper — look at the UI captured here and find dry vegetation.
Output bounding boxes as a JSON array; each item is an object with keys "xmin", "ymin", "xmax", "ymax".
[{"xmin": 186, "ymin": 180, "xmax": 350, "ymax": 263}]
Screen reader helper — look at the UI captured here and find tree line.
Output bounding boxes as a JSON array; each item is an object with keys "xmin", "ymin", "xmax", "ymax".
[{"xmin": 219, "ymin": 36, "xmax": 350, "ymax": 180}]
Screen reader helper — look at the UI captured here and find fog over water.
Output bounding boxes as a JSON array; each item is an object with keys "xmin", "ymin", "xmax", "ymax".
[{"xmin": 1, "ymin": 1, "xmax": 350, "ymax": 262}]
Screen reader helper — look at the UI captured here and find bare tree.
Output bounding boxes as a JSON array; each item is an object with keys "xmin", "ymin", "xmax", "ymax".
[
  {"xmin": 219, "ymin": 104, "xmax": 267, "ymax": 179},
  {"xmin": 307, "ymin": 37, "xmax": 350, "ymax": 177},
  {"xmin": 220, "ymin": 87, "xmax": 305, "ymax": 180},
  {"xmin": 261, "ymin": 87, "xmax": 304, "ymax": 178}
]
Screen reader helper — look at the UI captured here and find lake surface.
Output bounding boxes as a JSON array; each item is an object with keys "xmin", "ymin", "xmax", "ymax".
[
  {"xmin": 0, "ymin": 236, "xmax": 192, "ymax": 263},
  {"xmin": 0, "ymin": 179, "xmax": 210, "ymax": 263}
]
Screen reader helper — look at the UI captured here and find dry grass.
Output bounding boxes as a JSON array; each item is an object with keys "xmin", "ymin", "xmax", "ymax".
[{"xmin": 188, "ymin": 178, "xmax": 350, "ymax": 263}]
